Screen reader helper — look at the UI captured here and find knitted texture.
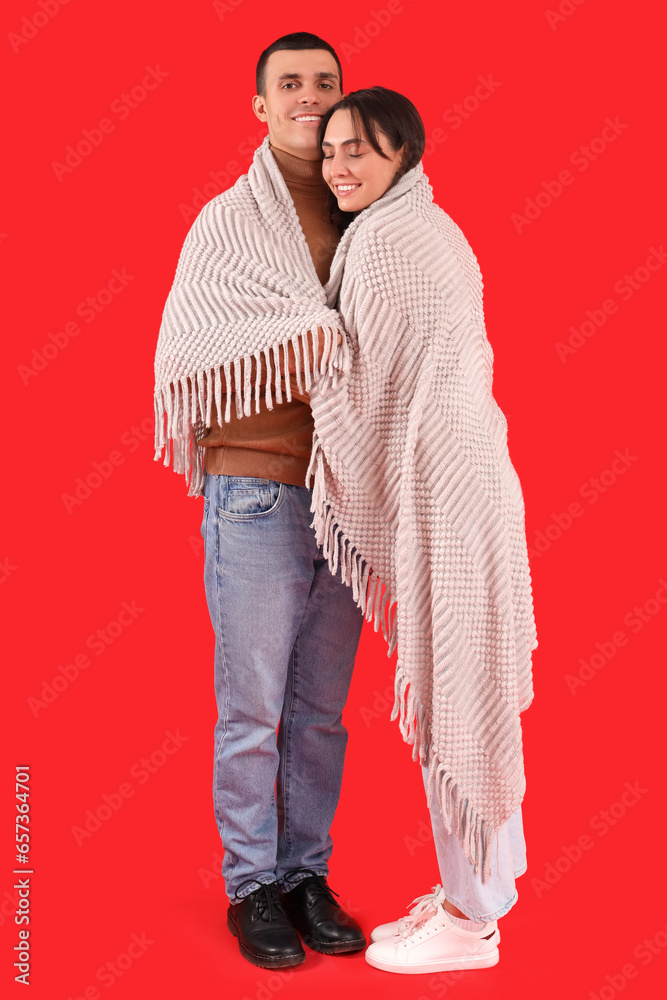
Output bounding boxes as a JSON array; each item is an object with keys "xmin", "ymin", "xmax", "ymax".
[
  {"xmin": 154, "ymin": 138, "xmax": 537, "ymax": 881},
  {"xmin": 306, "ymin": 161, "xmax": 537, "ymax": 882},
  {"xmin": 154, "ymin": 136, "xmax": 347, "ymax": 495}
]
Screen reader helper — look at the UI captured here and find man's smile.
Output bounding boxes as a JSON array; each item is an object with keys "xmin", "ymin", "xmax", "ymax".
[{"xmin": 292, "ymin": 113, "xmax": 324, "ymax": 125}]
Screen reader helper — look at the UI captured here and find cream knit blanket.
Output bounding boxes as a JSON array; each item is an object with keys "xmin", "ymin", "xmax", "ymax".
[
  {"xmin": 155, "ymin": 137, "xmax": 537, "ymax": 880},
  {"xmin": 306, "ymin": 160, "xmax": 537, "ymax": 881},
  {"xmin": 154, "ymin": 136, "xmax": 347, "ymax": 495}
]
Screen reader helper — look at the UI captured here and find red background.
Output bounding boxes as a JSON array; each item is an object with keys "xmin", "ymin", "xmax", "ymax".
[{"xmin": 2, "ymin": 1, "xmax": 666, "ymax": 998}]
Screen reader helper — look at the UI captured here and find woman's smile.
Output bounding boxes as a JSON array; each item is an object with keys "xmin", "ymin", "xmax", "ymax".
[
  {"xmin": 321, "ymin": 108, "xmax": 405, "ymax": 212},
  {"xmin": 334, "ymin": 182, "xmax": 361, "ymax": 196}
]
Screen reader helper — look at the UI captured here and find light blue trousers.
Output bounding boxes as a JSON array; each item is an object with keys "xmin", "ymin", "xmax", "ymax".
[
  {"xmin": 422, "ymin": 765, "xmax": 527, "ymax": 922},
  {"xmin": 201, "ymin": 474, "xmax": 364, "ymax": 901}
]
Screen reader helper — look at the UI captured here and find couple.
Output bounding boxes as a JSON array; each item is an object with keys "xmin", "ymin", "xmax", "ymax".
[{"xmin": 154, "ymin": 31, "xmax": 537, "ymax": 977}]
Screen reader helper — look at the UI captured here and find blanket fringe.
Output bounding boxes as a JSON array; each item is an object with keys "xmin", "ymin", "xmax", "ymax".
[
  {"xmin": 307, "ymin": 431, "xmax": 397, "ymax": 649},
  {"xmin": 154, "ymin": 326, "xmax": 344, "ymax": 496},
  {"xmin": 427, "ymin": 737, "xmax": 497, "ymax": 884},
  {"xmin": 308, "ymin": 429, "xmax": 498, "ymax": 884},
  {"xmin": 391, "ymin": 668, "xmax": 497, "ymax": 883}
]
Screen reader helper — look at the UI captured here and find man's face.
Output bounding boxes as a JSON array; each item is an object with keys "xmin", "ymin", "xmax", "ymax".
[{"xmin": 252, "ymin": 49, "xmax": 342, "ymax": 161}]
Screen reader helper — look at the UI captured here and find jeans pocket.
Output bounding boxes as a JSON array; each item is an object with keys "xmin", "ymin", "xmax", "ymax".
[{"xmin": 218, "ymin": 477, "xmax": 284, "ymax": 520}]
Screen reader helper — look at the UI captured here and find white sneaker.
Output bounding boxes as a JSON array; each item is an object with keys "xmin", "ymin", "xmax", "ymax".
[
  {"xmin": 365, "ymin": 900, "xmax": 499, "ymax": 974},
  {"xmin": 370, "ymin": 884, "xmax": 447, "ymax": 942}
]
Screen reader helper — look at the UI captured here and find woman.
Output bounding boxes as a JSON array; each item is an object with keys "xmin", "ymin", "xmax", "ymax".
[{"xmin": 307, "ymin": 88, "xmax": 538, "ymax": 974}]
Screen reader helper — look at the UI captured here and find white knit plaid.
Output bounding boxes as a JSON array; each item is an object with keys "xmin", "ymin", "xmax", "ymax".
[
  {"xmin": 154, "ymin": 136, "xmax": 347, "ymax": 495},
  {"xmin": 154, "ymin": 138, "xmax": 537, "ymax": 881},
  {"xmin": 307, "ymin": 160, "xmax": 537, "ymax": 881}
]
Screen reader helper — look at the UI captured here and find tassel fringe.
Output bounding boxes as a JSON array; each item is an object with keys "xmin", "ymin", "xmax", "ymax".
[
  {"xmin": 306, "ymin": 431, "xmax": 398, "ymax": 650},
  {"xmin": 307, "ymin": 429, "xmax": 499, "ymax": 885},
  {"xmin": 390, "ymin": 665, "xmax": 497, "ymax": 883},
  {"xmin": 426, "ymin": 738, "xmax": 498, "ymax": 884},
  {"xmin": 154, "ymin": 326, "xmax": 345, "ymax": 497}
]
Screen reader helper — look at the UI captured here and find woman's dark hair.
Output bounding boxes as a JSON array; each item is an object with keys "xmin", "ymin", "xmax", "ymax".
[
  {"xmin": 317, "ymin": 86, "xmax": 426, "ymax": 231},
  {"xmin": 317, "ymin": 86, "xmax": 425, "ymax": 175},
  {"xmin": 256, "ymin": 32, "xmax": 343, "ymax": 96}
]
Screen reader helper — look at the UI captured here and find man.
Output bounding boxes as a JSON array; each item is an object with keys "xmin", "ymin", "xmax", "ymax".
[{"xmin": 154, "ymin": 33, "xmax": 365, "ymax": 970}]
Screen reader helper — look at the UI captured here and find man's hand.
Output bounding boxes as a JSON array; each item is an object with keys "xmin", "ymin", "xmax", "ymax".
[
  {"xmin": 285, "ymin": 327, "xmax": 343, "ymax": 376},
  {"xmin": 181, "ymin": 328, "xmax": 343, "ymax": 420},
  {"xmin": 284, "ymin": 376, "xmax": 310, "ymax": 404},
  {"xmin": 242, "ymin": 327, "xmax": 343, "ymax": 385}
]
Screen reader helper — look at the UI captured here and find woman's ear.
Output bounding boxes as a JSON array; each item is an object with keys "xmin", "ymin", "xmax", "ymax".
[{"xmin": 398, "ymin": 142, "xmax": 409, "ymax": 173}]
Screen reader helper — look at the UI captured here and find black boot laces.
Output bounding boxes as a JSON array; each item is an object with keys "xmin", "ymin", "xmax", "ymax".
[
  {"xmin": 282, "ymin": 868, "xmax": 340, "ymax": 907},
  {"xmin": 234, "ymin": 880, "xmax": 285, "ymax": 921}
]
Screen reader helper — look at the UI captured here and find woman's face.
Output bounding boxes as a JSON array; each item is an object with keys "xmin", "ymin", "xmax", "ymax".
[{"xmin": 321, "ymin": 109, "xmax": 405, "ymax": 212}]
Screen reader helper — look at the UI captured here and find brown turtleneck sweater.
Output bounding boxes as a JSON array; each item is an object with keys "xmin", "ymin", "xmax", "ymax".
[{"xmin": 198, "ymin": 144, "xmax": 340, "ymax": 486}]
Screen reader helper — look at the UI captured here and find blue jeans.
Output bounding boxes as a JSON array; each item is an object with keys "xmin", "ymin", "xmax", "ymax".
[
  {"xmin": 421, "ymin": 765, "xmax": 527, "ymax": 922},
  {"xmin": 201, "ymin": 474, "xmax": 364, "ymax": 901}
]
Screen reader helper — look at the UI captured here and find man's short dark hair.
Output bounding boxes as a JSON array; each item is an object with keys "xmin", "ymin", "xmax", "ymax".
[{"xmin": 256, "ymin": 32, "xmax": 343, "ymax": 96}]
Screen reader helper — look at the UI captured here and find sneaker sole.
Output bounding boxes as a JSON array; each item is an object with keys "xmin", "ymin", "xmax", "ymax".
[
  {"xmin": 365, "ymin": 947, "xmax": 499, "ymax": 974},
  {"xmin": 227, "ymin": 912, "xmax": 306, "ymax": 970}
]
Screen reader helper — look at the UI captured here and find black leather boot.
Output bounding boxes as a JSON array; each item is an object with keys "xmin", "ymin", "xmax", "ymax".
[
  {"xmin": 227, "ymin": 882, "xmax": 306, "ymax": 969},
  {"xmin": 280, "ymin": 873, "xmax": 366, "ymax": 955}
]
